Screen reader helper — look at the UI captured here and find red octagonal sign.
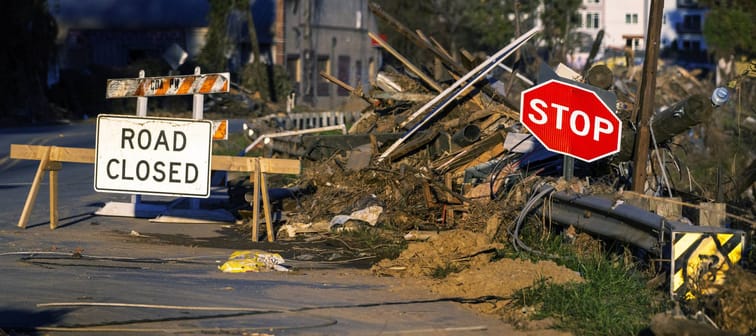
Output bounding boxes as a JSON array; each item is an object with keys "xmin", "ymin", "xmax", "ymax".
[{"xmin": 520, "ymin": 79, "xmax": 622, "ymax": 162}]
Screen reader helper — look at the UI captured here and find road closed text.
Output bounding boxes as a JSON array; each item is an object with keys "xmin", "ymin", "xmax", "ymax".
[
  {"xmin": 104, "ymin": 129, "xmax": 198, "ymax": 183},
  {"xmin": 95, "ymin": 115, "xmax": 213, "ymax": 197}
]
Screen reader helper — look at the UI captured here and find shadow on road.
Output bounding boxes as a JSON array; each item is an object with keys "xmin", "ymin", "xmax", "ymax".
[
  {"xmin": 26, "ymin": 213, "xmax": 95, "ymax": 230},
  {"xmin": 0, "ymin": 307, "xmax": 71, "ymax": 336}
]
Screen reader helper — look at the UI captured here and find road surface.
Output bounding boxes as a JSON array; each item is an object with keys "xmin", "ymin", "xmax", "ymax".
[{"xmin": 0, "ymin": 121, "xmax": 537, "ymax": 335}]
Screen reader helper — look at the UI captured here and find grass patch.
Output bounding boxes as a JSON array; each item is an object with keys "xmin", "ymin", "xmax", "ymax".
[
  {"xmin": 430, "ymin": 262, "xmax": 464, "ymax": 279},
  {"xmin": 212, "ymin": 132, "xmax": 251, "ymax": 156},
  {"xmin": 339, "ymin": 226, "xmax": 407, "ymax": 261},
  {"xmin": 505, "ymin": 217, "xmax": 667, "ymax": 335},
  {"xmin": 511, "ymin": 255, "xmax": 664, "ymax": 335}
]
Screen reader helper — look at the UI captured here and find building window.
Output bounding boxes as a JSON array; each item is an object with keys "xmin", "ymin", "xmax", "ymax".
[
  {"xmin": 337, "ymin": 55, "xmax": 350, "ymax": 96},
  {"xmin": 317, "ymin": 55, "xmax": 330, "ymax": 97},
  {"xmin": 626, "ymin": 14, "xmax": 638, "ymax": 24},
  {"xmin": 682, "ymin": 14, "xmax": 702, "ymax": 30},
  {"xmin": 633, "ymin": 14, "xmax": 638, "ymax": 23},
  {"xmin": 586, "ymin": 13, "xmax": 600, "ymax": 28},
  {"xmin": 355, "ymin": 60, "xmax": 362, "ymax": 86},
  {"xmin": 286, "ymin": 54, "xmax": 300, "ymax": 83}
]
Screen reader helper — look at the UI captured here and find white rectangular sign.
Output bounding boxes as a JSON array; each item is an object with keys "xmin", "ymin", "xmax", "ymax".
[{"xmin": 94, "ymin": 115, "xmax": 213, "ymax": 198}]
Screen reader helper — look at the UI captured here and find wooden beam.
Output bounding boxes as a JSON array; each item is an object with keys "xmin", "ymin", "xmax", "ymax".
[
  {"xmin": 11, "ymin": 144, "xmax": 93, "ymax": 164},
  {"xmin": 369, "ymin": 2, "xmax": 519, "ymax": 110},
  {"xmin": 214, "ymin": 155, "xmax": 301, "ymax": 175},
  {"xmin": 372, "ymin": 92, "xmax": 435, "ymax": 102},
  {"xmin": 18, "ymin": 146, "xmax": 51, "ymax": 228},
  {"xmin": 49, "ymin": 164, "xmax": 60, "ymax": 230},
  {"xmin": 632, "ymin": 0, "xmax": 664, "ymax": 193},
  {"xmin": 258, "ymin": 161, "xmax": 275, "ymax": 242},
  {"xmin": 368, "ymin": 31, "xmax": 444, "ymax": 93},
  {"xmin": 319, "ymin": 70, "xmax": 355, "ymax": 92},
  {"xmin": 11, "ymin": 145, "xmax": 301, "ymax": 175},
  {"xmin": 251, "ymin": 159, "xmax": 261, "ymax": 241}
]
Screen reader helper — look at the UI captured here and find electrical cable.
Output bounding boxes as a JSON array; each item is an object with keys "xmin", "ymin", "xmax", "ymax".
[
  {"xmin": 510, "ymin": 183, "xmax": 560, "ymax": 259},
  {"xmin": 0, "ymin": 251, "xmax": 226, "ymax": 262},
  {"xmin": 28, "ymin": 296, "xmax": 506, "ymax": 333},
  {"xmin": 649, "ymin": 116, "xmax": 673, "ymax": 198},
  {"xmin": 488, "ymin": 134, "xmax": 533, "ymax": 201}
]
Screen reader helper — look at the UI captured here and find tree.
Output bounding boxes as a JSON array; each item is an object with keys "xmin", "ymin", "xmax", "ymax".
[
  {"xmin": 199, "ymin": 0, "xmax": 273, "ymax": 102},
  {"xmin": 701, "ymin": 0, "xmax": 756, "ymax": 58},
  {"xmin": 539, "ymin": 0, "xmax": 583, "ymax": 65},
  {"xmin": 198, "ymin": 0, "xmax": 234, "ymax": 73}
]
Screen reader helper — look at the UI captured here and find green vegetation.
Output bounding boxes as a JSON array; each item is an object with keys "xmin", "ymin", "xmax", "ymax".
[
  {"xmin": 212, "ymin": 132, "xmax": 250, "ymax": 156},
  {"xmin": 373, "ymin": 0, "xmax": 582, "ymax": 65},
  {"xmin": 430, "ymin": 262, "xmax": 464, "ymax": 279},
  {"xmin": 511, "ymin": 256, "xmax": 664, "ymax": 335},
  {"xmin": 340, "ymin": 227, "xmax": 407, "ymax": 261},
  {"xmin": 506, "ymin": 219, "xmax": 667, "ymax": 335},
  {"xmin": 701, "ymin": 0, "xmax": 756, "ymax": 57}
]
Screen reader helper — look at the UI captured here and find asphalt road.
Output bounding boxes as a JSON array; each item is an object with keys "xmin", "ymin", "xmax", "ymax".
[{"xmin": 0, "ymin": 121, "xmax": 525, "ymax": 335}]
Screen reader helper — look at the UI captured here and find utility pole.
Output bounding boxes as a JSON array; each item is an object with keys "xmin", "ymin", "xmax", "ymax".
[{"xmin": 632, "ymin": 0, "xmax": 664, "ymax": 193}]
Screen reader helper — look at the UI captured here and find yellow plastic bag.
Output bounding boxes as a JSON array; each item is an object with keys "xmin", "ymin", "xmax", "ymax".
[{"xmin": 219, "ymin": 250, "xmax": 288, "ymax": 273}]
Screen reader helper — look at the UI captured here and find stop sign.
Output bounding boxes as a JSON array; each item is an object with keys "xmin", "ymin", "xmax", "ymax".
[{"xmin": 520, "ymin": 79, "xmax": 621, "ymax": 162}]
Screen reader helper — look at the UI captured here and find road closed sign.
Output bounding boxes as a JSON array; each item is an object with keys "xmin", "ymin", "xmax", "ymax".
[{"xmin": 94, "ymin": 115, "xmax": 213, "ymax": 198}]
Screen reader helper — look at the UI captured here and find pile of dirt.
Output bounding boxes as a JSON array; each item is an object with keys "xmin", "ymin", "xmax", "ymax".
[{"xmin": 372, "ymin": 230, "xmax": 583, "ymax": 317}]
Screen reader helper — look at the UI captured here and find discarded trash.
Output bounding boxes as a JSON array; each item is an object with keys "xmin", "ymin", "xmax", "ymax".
[
  {"xmin": 277, "ymin": 221, "xmax": 331, "ymax": 238},
  {"xmin": 218, "ymin": 250, "xmax": 289, "ymax": 273},
  {"xmin": 329, "ymin": 205, "xmax": 384, "ymax": 231},
  {"xmin": 129, "ymin": 230, "xmax": 150, "ymax": 238}
]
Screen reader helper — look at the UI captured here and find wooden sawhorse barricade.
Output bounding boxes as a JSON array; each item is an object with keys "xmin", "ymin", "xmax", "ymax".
[{"xmin": 10, "ymin": 144, "xmax": 300, "ymax": 242}]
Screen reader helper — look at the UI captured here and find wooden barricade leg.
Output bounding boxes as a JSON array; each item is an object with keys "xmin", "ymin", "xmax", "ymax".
[
  {"xmin": 251, "ymin": 158, "xmax": 261, "ymax": 242},
  {"xmin": 259, "ymin": 166, "xmax": 275, "ymax": 242},
  {"xmin": 48, "ymin": 162, "xmax": 61, "ymax": 229},
  {"xmin": 18, "ymin": 146, "xmax": 51, "ymax": 228}
]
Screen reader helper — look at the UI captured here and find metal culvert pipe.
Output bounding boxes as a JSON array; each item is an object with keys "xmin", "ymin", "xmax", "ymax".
[
  {"xmin": 547, "ymin": 201, "xmax": 662, "ymax": 256},
  {"xmin": 451, "ymin": 124, "xmax": 481, "ymax": 146}
]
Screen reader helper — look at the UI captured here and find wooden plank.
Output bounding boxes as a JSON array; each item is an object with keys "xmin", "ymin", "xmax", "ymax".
[
  {"xmin": 214, "ymin": 155, "xmax": 301, "ymax": 174},
  {"xmin": 699, "ymin": 202, "xmax": 726, "ymax": 227},
  {"xmin": 319, "ymin": 70, "xmax": 355, "ymax": 92},
  {"xmin": 622, "ymin": 191, "xmax": 756, "ymax": 227},
  {"xmin": 259, "ymin": 164, "xmax": 275, "ymax": 242},
  {"xmin": 650, "ymin": 197, "xmax": 682, "ymax": 220},
  {"xmin": 367, "ymin": 31, "xmax": 444, "ymax": 93},
  {"xmin": 11, "ymin": 145, "xmax": 301, "ymax": 175},
  {"xmin": 18, "ymin": 146, "xmax": 51, "ymax": 228},
  {"xmin": 49, "ymin": 169, "xmax": 59, "ymax": 229},
  {"xmin": 252, "ymin": 159, "xmax": 261, "ymax": 242},
  {"xmin": 11, "ymin": 144, "xmax": 94, "ymax": 163},
  {"xmin": 451, "ymin": 142, "xmax": 506, "ymax": 177}
]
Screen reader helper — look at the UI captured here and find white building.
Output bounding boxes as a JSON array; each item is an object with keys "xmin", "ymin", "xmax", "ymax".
[{"xmin": 570, "ymin": 0, "xmax": 710, "ymax": 70}]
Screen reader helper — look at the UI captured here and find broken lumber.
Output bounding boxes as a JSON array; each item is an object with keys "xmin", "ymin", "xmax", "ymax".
[
  {"xmin": 377, "ymin": 26, "xmax": 540, "ymax": 163},
  {"xmin": 367, "ymin": 31, "xmax": 443, "ymax": 93}
]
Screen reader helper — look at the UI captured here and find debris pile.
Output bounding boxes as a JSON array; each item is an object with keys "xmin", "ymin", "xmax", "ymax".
[{"xmin": 235, "ymin": 6, "xmax": 754, "ymax": 334}]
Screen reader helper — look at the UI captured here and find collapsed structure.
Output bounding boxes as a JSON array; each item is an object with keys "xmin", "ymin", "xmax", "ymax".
[{"xmin": 237, "ymin": 4, "xmax": 754, "ymax": 307}]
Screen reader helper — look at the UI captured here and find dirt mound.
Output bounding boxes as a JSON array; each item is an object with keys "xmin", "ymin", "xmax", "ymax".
[{"xmin": 372, "ymin": 230, "xmax": 583, "ymax": 317}]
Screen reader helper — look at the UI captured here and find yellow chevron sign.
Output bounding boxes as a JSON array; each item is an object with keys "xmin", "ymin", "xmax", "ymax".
[
  {"xmin": 106, "ymin": 72, "xmax": 230, "ymax": 98},
  {"xmin": 670, "ymin": 230, "xmax": 746, "ymax": 300}
]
